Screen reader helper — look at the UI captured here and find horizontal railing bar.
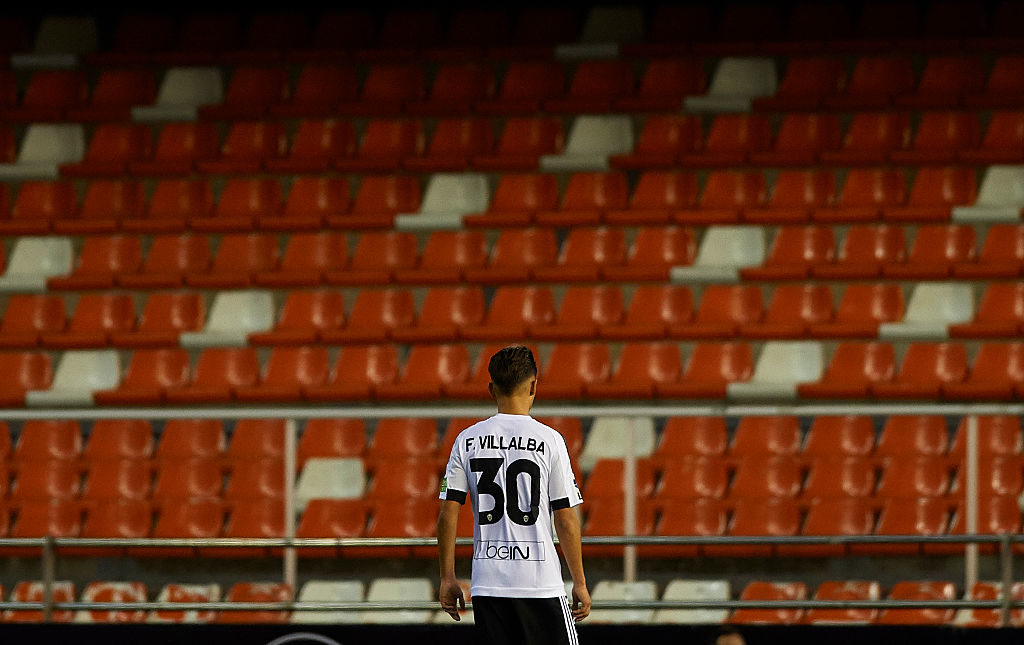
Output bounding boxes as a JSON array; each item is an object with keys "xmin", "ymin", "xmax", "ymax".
[
  {"xmin": 2, "ymin": 600, "xmax": 1021, "ymax": 611},
  {"xmin": 0, "ymin": 403, "xmax": 1022, "ymax": 422},
  {"xmin": 0, "ymin": 534, "xmax": 1011, "ymax": 549}
]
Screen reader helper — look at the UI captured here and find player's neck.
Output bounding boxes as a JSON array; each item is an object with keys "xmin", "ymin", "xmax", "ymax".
[{"xmin": 495, "ymin": 397, "xmax": 533, "ymax": 416}]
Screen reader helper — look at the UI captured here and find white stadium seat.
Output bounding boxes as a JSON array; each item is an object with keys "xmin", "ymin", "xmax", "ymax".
[
  {"xmin": 878, "ymin": 282, "xmax": 974, "ymax": 340},
  {"xmin": 684, "ymin": 57, "xmax": 777, "ymax": 113},
  {"xmin": 26, "ymin": 349, "xmax": 121, "ymax": 407},
  {"xmin": 395, "ymin": 172, "xmax": 491, "ymax": 230},
  {"xmin": 0, "ymin": 236, "xmax": 73, "ymax": 292},
  {"xmin": 291, "ymin": 580, "xmax": 364, "ymax": 624},
  {"xmin": 295, "ymin": 457, "xmax": 365, "ymax": 512},
  {"xmin": 953, "ymin": 165, "xmax": 1024, "ymax": 223},
  {"xmin": 579, "ymin": 416, "xmax": 656, "ymax": 472},
  {"xmin": 727, "ymin": 340, "xmax": 824, "ymax": 400},
  {"xmin": 670, "ymin": 225, "xmax": 766, "ymax": 283},
  {"xmin": 588, "ymin": 580, "xmax": 658, "ymax": 624},
  {"xmin": 654, "ymin": 579, "xmax": 731, "ymax": 624},
  {"xmin": 0, "ymin": 124, "xmax": 85, "ymax": 180},
  {"xmin": 540, "ymin": 115, "xmax": 634, "ymax": 171},
  {"xmin": 362, "ymin": 577, "xmax": 433, "ymax": 624},
  {"xmin": 179, "ymin": 290, "xmax": 275, "ymax": 347},
  {"xmin": 132, "ymin": 67, "xmax": 224, "ymax": 122}
]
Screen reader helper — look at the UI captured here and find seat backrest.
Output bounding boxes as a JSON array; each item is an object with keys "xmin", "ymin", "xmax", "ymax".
[
  {"xmin": 693, "ymin": 226, "xmax": 765, "ymax": 268},
  {"xmin": 488, "ymin": 228, "xmax": 559, "ymax": 269},
  {"xmin": 190, "ymin": 348, "xmax": 261, "ymax": 389},
  {"xmin": 417, "ymin": 173, "xmax": 490, "ymax": 214},
  {"xmin": 153, "ymin": 67, "xmax": 223, "ymax": 107},
  {"xmin": 496, "ymin": 62, "xmax": 565, "ymax": 100},
  {"xmin": 351, "ymin": 175, "xmax": 421, "ymax": 215},
  {"xmin": 838, "ymin": 114, "xmax": 911, "ymax": 154},
  {"xmin": 682, "ymin": 342, "xmax": 754, "ymax": 382},
  {"xmin": 202, "ymin": 290, "xmax": 275, "ymax": 334},
  {"xmin": 902, "ymin": 282, "xmax": 974, "ymax": 325},
  {"xmin": 156, "ymin": 419, "xmax": 225, "ymax": 460},
  {"xmin": 704, "ymin": 57, "xmax": 777, "ymax": 98},
  {"xmin": 345, "ymin": 289, "xmax": 415, "ymax": 330},
  {"xmin": 415, "ymin": 287, "xmax": 485, "ymax": 328},
  {"xmin": 136, "ymin": 292, "xmax": 205, "ymax": 334},
  {"xmin": 16, "ymin": 124, "xmax": 85, "ymax": 165},
  {"xmin": 562, "ymin": 115, "xmax": 634, "ymax": 156},
  {"xmin": 279, "ymin": 232, "xmax": 348, "ymax": 272},
  {"xmin": 494, "ymin": 117, "xmax": 564, "ymax": 156},
  {"xmin": 836, "ymin": 225, "xmax": 907, "ymax": 263}
]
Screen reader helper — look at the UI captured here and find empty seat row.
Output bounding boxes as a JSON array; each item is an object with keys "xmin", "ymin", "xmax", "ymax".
[{"xmin": 7, "ymin": 340, "xmax": 1024, "ymax": 407}]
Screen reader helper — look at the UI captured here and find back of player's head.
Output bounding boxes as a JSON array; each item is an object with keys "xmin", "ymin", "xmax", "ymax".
[{"xmin": 488, "ymin": 345, "xmax": 538, "ymax": 396}]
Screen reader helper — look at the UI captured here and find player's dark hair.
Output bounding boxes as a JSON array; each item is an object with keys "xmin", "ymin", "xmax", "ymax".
[{"xmin": 488, "ymin": 346, "xmax": 538, "ymax": 396}]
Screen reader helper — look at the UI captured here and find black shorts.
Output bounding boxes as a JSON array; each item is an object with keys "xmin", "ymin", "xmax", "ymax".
[{"xmin": 473, "ymin": 595, "xmax": 579, "ymax": 645}]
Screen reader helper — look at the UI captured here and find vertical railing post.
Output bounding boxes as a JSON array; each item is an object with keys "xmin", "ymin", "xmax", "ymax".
[
  {"xmin": 1000, "ymin": 532, "xmax": 1014, "ymax": 628},
  {"xmin": 283, "ymin": 418, "xmax": 297, "ymax": 591},
  {"xmin": 623, "ymin": 418, "xmax": 637, "ymax": 584},
  {"xmin": 964, "ymin": 414, "xmax": 979, "ymax": 592},
  {"xmin": 41, "ymin": 536, "xmax": 55, "ymax": 623}
]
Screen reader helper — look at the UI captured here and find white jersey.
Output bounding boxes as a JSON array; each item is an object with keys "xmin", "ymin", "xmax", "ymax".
[{"xmin": 440, "ymin": 413, "xmax": 583, "ymax": 599}]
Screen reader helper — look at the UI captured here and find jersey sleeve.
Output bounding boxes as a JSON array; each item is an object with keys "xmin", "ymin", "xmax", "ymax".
[
  {"xmin": 439, "ymin": 436, "xmax": 469, "ymax": 504},
  {"xmin": 548, "ymin": 434, "xmax": 583, "ymax": 511}
]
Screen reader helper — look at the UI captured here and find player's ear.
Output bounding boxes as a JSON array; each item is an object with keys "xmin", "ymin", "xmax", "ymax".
[
  {"xmin": 528, "ymin": 379, "xmax": 536, "ymax": 397},
  {"xmin": 487, "ymin": 382, "xmax": 497, "ymax": 400}
]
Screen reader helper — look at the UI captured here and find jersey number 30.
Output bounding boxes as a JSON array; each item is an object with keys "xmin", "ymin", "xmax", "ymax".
[{"xmin": 470, "ymin": 457, "xmax": 540, "ymax": 526}]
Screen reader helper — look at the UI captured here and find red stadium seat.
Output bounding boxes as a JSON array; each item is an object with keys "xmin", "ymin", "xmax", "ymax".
[
  {"xmin": 586, "ymin": 342, "xmax": 682, "ymax": 399},
  {"xmin": 41, "ymin": 293, "xmax": 136, "ymax": 349},
  {"xmin": 940, "ymin": 496, "xmax": 1023, "ymax": 555},
  {"xmin": 320, "ymin": 289, "xmax": 415, "ymax": 344},
  {"xmin": 224, "ymin": 460, "xmax": 284, "ymax": 501},
  {"xmin": 731, "ymin": 416, "xmax": 803, "ymax": 457},
  {"xmin": 544, "ymin": 60, "xmax": 634, "ymax": 114},
  {"xmin": 365, "ymin": 418, "xmax": 438, "ymax": 464},
  {"xmin": 681, "ymin": 114, "xmax": 772, "ymax": 168},
  {"xmin": 75, "ymin": 499, "xmax": 152, "ymax": 556},
  {"xmin": 154, "ymin": 420, "xmax": 225, "ymax": 463},
  {"xmin": 353, "ymin": 501, "xmax": 435, "ymax": 559},
  {"xmin": 871, "ymin": 342, "xmax": 968, "ymax": 399},
  {"xmin": 951, "ymin": 282, "xmax": 1024, "ymax": 337},
  {"xmin": 824, "ymin": 56, "xmax": 915, "ymax": 109},
  {"xmin": 463, "ymin": 173, "xmax": 558, "ymax": 228},
  {"xmin": 895, "ymin": 56, "xmax": 986, "ymax": 108},
  {"xmin": 74, "ymin": 581, "xmax": 148, "ymax": 624},
  {"xmin": 605, "ymin": 172, "xmax": 699, "ymax": 227},
  {"xmin": 337, "ymin": 64, "xmax": 426, "ymax": 116},
  {"xmin": 327, "ymin": 232, "xmax": 418, "ymax": 286},
  {"xmin": 9, "ymin": 460, "xmax": 81, "ymax": 502},
  {"xmin": 296, "ymin": 499, "xmax": 365, "ymax": 558},
  {"xmin": 196, "ymin": 122, "xmax": 288, "ymax": 175},
  {"xmin": 610, "ymin": 116, "xmax": 702, "ymax": 171},
  {"xmin": 234, "ymin": 346, "xmax": 331, "ymax": 402},
  {"xmin": 264, "ymin": 120, "xmax": 356, "ymax": 174},
  {"xmin": 217, "ymin": 582, "xmax": 291, "ymax": 623},
  {"xmin": 94, "ymin": 349, "xmax": 190, "ymax": 404},
  {"xmin": 615, "ymin": 59, "xmax": 705, "ymax": 112},
  {"xmin": 0, "ymin": 352, "xmax": 50, "ymax": 407},
  {"xmin": 654, "ymin": 417, "xmax": 728, "ymax": 461},
  {"xmin": 375, "ymin": 344, "xmax": 470, "ymax": 401},
  {"xmin": 803, "ymin": 580, "xmax": 881, "ymax": 623},
  {"xmin": 532, "ymin": 285, "xmax": 624, "ymax": 341},
  {"xmin": 151, "ymin": 459, "xmax": 223, "ymax": 502},
  {"xmin": 118, "ymin": 235, "xmax": 210, "ymax": 289},
  {"xmin": 798, "ymin": 342, "xmax": 897, "ymax": 398},
  {"xmin": 875, "ymin": 456, "xmax": 953, "ymax": 498},
  {"xmin": 600, "ymin": 285, "xmax": 693, "ymax": 340},
  {"xmin": 476, "ymin": 61, "xmax": 565, "ymax": 115},
  {"xmin": 164, "ymin": 348, "xmax": 261, "ymax": 404},
  {"xmin": 129, "ymin": 123, "xmax": 219, "ymax": 177},
  {"xmin": 877, "ymin": 581, "xmax": 956, "ymax": 625},
  {"xmin": 533, "ymin": 228, "xmax": 627, "ymax": 284},
  {"xmin": 814, "ymin": 168, "xmax": 906, "ymax": 224},
  {"xmin": 81, "ymin": 458, "xmax": 152, "ymax": 500},
  {"xmin": 604, "ymin": 226, "xmax": 697, "ymax": 283},
  {"xmin": 726, "ymin": 582, "xmax": 808, "ymax": 624},
  {"xmin": 185, "ymin": 233, "xmax": 280, "ymax": 288},
  {"xmin": 581, "ymin": 498, "xmax": 657, "ymax": 558},
  {"xmin": 123, "ymin": 180, "xmax": 213, "ymax": 234},
  {"xmin": 744, "ymin": 170, "xmax": 837, "ymax": 225},
  {"xmin": 675, "ymin": 171, "xmax": 767, "ymax": 225},
  {"xmin": 0, "ymin": 70, "xmax": 88, "ymax": 122},
  {"xmin": 403, "ymin": 118, "xmax": 494, "ymax": 172},
  {"xmin": 226, "ymin": 419, "xmax": 286, "ymax": 461},
  {"xmin": 883, "ymin": 225, "xmax": 976, "ymax": 278},
  {"xmin": 393, "ymin": 231, "xmax": 488, "ymax": 285},
  {"xmin": 0, "ymin": 295, "xmax": 66, "ymax": 349},
  {"xmin": 955, "ymin": 225, "xmax": 1024, "ymax": 279},
  {"xmin": 944, "ymin": 343, "xmax": 1024, "ymax": 400},
  {"xmin": 535, "ymin": 172, "xmax": 629, "ymax": 228},
  {"xmin": 60, "ymin": 124, "xmax": 153, "ymax": 177},
  {"xmin": 260, "ymin": 177, "xmax": 350, "ymax": 231},
  {"xmin": 706, "ymin": 498, "xmax": 801, "ymax": 558},
  {"xmin": 741, "ymin": 225, "xmax": 836, "ymax": 281},
  {"xmin": 110, "ymin": 291, "xmax": 204, "ymax": 348},
  {"xmin": 303, "ymin": 345, "xmax": 400, "ymax": 402},
  {"xmin": 365, "ymin": 459, "xmax": 442, "ymax": 503},
  {"xmin": 12, "ymin": 420, "xmax": 81, "ymax": 462},
  {"xmin": 144, "ymin": 499, "xmax": 224, "ymax": 558},
  {"xmin": 3, "ymin": 581, "xmax": 75, "ymax": 623},
  {"xmin": 268, "ymin": 67, "xmax": 359, "ymax": 118},
  {"xmin": 464, "ymin": 228, "xmax": 559, "ymax": 284},
  {"xmin": 820, "ymin": 113, "xmax": 911, "ymax": 166},
  {"xmin": 671, "ymin": 285, "xmax": 764, "ymax": 339},
  {"xmin": 739, "ymin": 284, "xmax": 833, "ymax": 338},
  {"xmin": 749, "ymin": 114, "xmax": 843, "ymax": 167},
  {"xmin": 0, "ymin": 180, "xmax": 75, "ymax": 235},
  {"xmin": 965, "ymin": 56, "xmax": 1024, "ymax": 108},
  {"xmin": 812, "ymin": 225, "xmax": 907, "ymax": 279},
  {"xmin": 654, "ymin": 457, "xmax": 729, "ymax": 501},
  {"xmin": 811, "ymin": 283, "xmax": 904, "ymax": 338},
  {"xmin": 56, "ymin": 180, "xmax": 144, "ymax": 234},
  {"xmin": 471, "ymin": 117, "xmax": 564, "ymax": 171},
  {"xmin": 86, "ymin": 14, "xmax": 175, "ymax": 65},
  {"xmin": 657, "ymin": 342, "xmax": 754, "ymax": 399},
  {"xmin": 875, "ymin": 415, "xmax": 950, "ymax": 458},
  {"xmin": 949, "ymin": 415, "xmax": 1023, "ymax": 458},
  {"xmin": 540, "ymin": 343, "xmax": 611, "ymax": 399},
  {"xmin": 191, "ymin": 178, "xmax": 283, "ymax": 232},
  {"xmin": 406, "ymin": 63, "xmax": 496, "ymax": 116},
  {"xmin": 333, "ymin": 120, "xmax": 424, "ymax": 174},
  {"xmin": 390, "ymin": 287, "xmax": 485, "ymax": 343},
  {"xmin": 729, "ymin": 457, "xmax": 804, "ymax": 498},
  {"xmin": 961, "ymin": 111, "xmax": 1024, "ymax": 164},
  {"xmin": 753, "ymin": 58, "xmax": 847, "ymax": 110},
  {"xmin": 227, "ymin": 12, "xmax": 311, "ymax": 64},
  {"xmin": 249, "ymin": 290, "xmax": 346, "ymax": 346},
  {"xmin": 883, "ymin": 166, "xmax": 976, "ymax": 223},
  {"xmin": 298, "ymin": 419, "xmax": 366, "ymax": 466},
  {"xmin": 640, "ymin": 498, "xmax": 726, "ymax": 559},
  {"xmin": 255, "ymin": 232, "xmax": 348, "ymax": 287},
  {"xmin": 800, "ymin": 457, "xmax": 877, "ymax": 499},
  {"xmin": 48, "ymin": 234, "xmax": 142, "ymax": 290},
  {"xmin": 198, "ymin": 67, "xmax": 290, "ymax": 120},
  {"xmin": 154, "ymin": 14, "xmax": 242, "ymax": 65}
]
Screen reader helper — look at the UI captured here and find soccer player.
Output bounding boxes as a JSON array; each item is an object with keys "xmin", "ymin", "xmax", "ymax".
[{"xmin": 437, "ymin": 345, "xmax": 590, "ymax": 644}]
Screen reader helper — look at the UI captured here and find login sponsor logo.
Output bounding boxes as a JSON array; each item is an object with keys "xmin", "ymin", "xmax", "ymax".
[{"xmin": 474, "ymin": 540, "xmax": 544, "ymax": 561}]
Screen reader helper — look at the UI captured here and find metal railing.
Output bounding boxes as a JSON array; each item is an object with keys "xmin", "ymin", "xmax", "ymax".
[{"xmin": 1, "ymin": 533, "xmax": 1021, "ymax": 626}]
